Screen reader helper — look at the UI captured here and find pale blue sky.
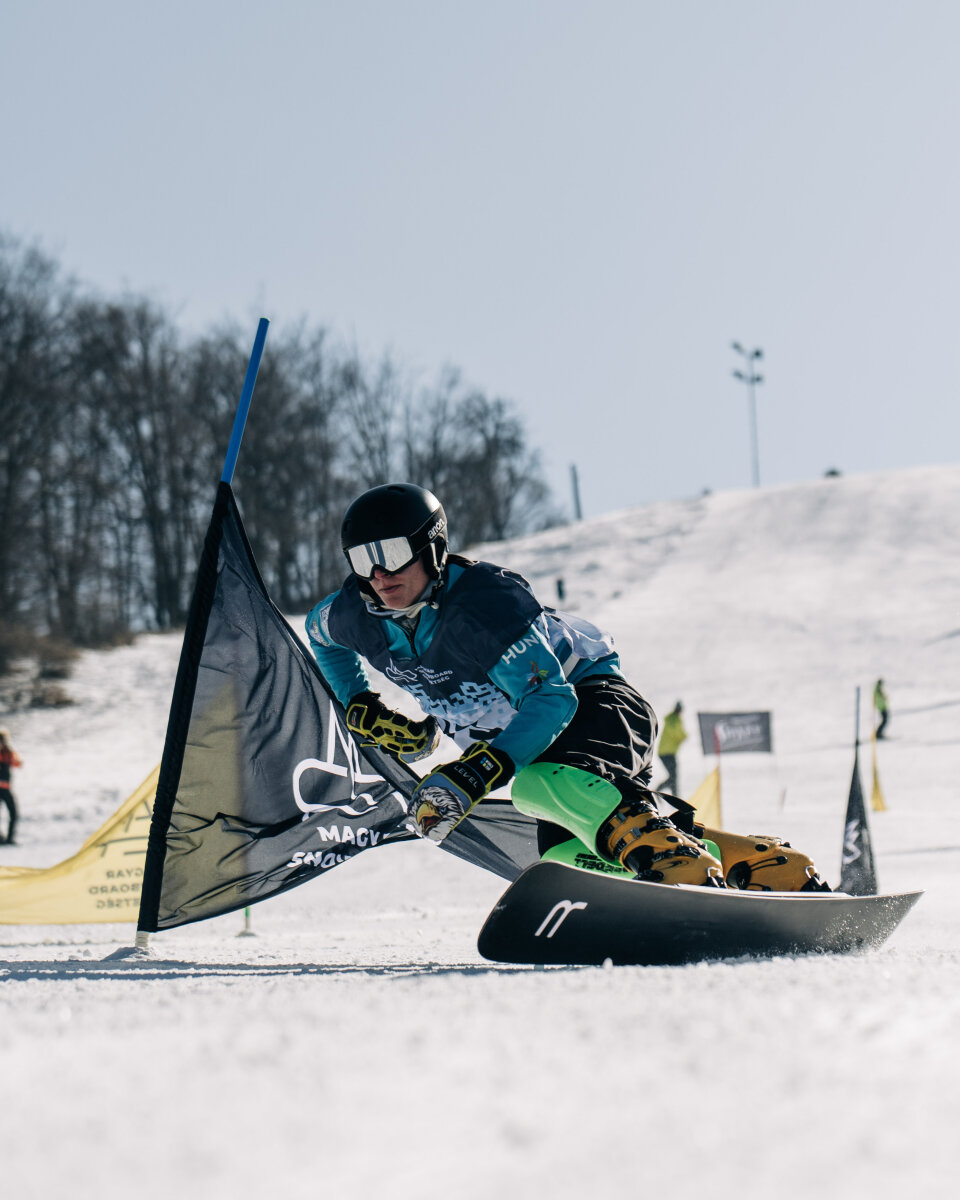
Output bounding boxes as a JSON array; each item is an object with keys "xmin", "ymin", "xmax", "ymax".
[{"xmin": 3, "ymin": 1, "xmax": 957, "ymax": 517}]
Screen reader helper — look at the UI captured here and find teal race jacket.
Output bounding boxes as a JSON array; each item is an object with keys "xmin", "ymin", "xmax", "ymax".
[{"xmin": 305, "ymin": 558, "xmax": 622, "ymax": 769}]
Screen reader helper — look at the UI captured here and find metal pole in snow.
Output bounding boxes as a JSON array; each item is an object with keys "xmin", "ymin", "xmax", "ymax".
[
  {"xmin": 223, "ymin": 324, "xmax": 268, "ymax": 944},
  {"xmin": 223, "ymin": 320, "xmax": 268, "ymax": 947},
  {"xmin": 854, "ymin": 686, "xmax": 861, "ymax": 750},
  {"xmin": 570, "ymin": 464, "xmax": 583, "ymax": 520},
  {"xmin": 221, "ymin": 317, "xmax": 270, "ymax": 484}
]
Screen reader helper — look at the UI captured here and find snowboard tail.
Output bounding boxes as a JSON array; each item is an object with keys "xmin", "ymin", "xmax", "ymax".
[{"xmin": 477, "ymin": 861, "xmax": 922, "ymax": 966}]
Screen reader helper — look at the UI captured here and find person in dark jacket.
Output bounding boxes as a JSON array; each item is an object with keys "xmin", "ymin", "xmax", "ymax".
[
  {"xmin": 306, "ymin": 484, "xmax": 830, "ymax": 891},
  {"xmin": 0, "ymin": 728, "xmax": 22, "ymax": 845}
]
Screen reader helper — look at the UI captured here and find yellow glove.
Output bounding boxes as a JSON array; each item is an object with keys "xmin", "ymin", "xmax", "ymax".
[{"xmin": 346, "ymin": 692, "xmax": 441, "ymax": 763}]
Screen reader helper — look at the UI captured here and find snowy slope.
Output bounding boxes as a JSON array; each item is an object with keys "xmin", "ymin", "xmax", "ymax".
[
  {"xmin": 1, "ymin": 465, "xmax": 957, "ymax": 1200},
  {"xmin": 475, "ymin": 467, "xmax": 960, "ymax": 908}
]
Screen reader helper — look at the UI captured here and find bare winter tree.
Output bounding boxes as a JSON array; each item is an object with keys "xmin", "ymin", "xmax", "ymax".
[
  {"xmin": 403, "ymin": 367, "xmax": 557, "ymax": 549},
  {"xmin": 338, "ymin": 349, "xmax": 404, "ymax": 490},
  {"xmin": 68, "ymin": 299, "xmax": 203, "ymax": 630},
  {"xmin": 0, "ymin": 236, "xmax": 71, "ymax": 630},
  {"xmin": 0, "ymin": 232, "xmax": 557, "ymax": 650}
]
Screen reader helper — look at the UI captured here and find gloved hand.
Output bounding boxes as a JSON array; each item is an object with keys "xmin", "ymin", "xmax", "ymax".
[
  {"xmin": 410, "ymin": 742, "xmax": 515, "ymax": 841},
  {"xmin": 346, "ymin": 692, "xmax": 442, "ymax": 763}
]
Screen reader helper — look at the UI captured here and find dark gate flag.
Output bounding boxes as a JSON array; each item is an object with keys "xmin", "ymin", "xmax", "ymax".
[
  {"xmin": 839, "ymin": 749, "xmax": 878, "ymax": 896},
  {"xmin": 697, "ymin": 711, "xmax": 773, "ymax": 755},
  {"xmin": 138, "ymin": 483, "xmax": 538, "ymax": 933}
]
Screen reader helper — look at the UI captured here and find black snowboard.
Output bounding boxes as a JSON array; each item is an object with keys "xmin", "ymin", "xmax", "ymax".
[{"xmin": 477, "ymin": 861, "xmax": 922, "ymax": 966}]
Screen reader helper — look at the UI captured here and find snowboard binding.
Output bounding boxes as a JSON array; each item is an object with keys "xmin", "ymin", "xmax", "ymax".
[
  {"xmin": 698, "ymin": 827, "xmax": 832, "ymax": 892},
  {"xmin": 655, "ymin": 794, "xmax": 832, "ymax": 892},
  {"xmin": 599, "ymin": 798, "xmax": 726, "ymax": 887}
]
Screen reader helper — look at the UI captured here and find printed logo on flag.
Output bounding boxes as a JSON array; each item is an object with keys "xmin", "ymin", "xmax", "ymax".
[
  {"xmin": 842, "ymin": 818, "xmax": 864, "ymax": 866},
  {"xmin": 839, "ymin": 752, "xmax": 878, "ymax": 896},
  {"xmin": 293, "ymin": 700, "xmax": 407, "ymax": 818}
]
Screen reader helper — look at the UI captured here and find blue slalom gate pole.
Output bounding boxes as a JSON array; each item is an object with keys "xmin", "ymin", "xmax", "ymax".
[{"xmin": 221, "ymin": 317, "xmax": 270, "ymax": 484}]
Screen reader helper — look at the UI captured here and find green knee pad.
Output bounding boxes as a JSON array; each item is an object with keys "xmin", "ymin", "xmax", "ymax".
[
  {"xmin": 512, "ymin": 762, "xmax": 723, "ymax": 870},
  {"xmin": 511, "ymin": 762, "xmax": 623, "ymax": 855}
]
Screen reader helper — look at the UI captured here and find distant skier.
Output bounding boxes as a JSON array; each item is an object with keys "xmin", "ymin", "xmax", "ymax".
[
  {"xmin": 306, "ymin": 483, "xmax": 830, "ymax": 891},
  {"xmin": 873, "ymin": 679, "xmax": 889, "ymax": 740},
  {"xmin": 657, "ymin": 701, "xmax": 687, "ymax": 795},
  {"xmin": 0, "ymin": 728, "xmax": 22, "ymax": 845}
]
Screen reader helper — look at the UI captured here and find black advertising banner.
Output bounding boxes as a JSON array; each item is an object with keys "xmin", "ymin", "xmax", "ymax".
[
  {"xmin": 138, "ymin": 483, "xmax": 537, "ymax": 933},
  {"xmin": 839, "ymin": 750, "xmax": 878, "ymax": 896},
  {"xmin": 697, "ymin": 711, "xmax": 773, "ymax": 755}
]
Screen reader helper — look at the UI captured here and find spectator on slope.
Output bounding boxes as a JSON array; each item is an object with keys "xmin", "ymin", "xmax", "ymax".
[
  {"xmin": 306, "ymin": 484, "xmax": 831, "ymax": 892},
  {"xmin": 657, "ymin": 701, "xmax": 687, "ymax": 795},
  {"xmin": 873, "ymin": 679, "xmax": 890, "ymax": 740},
  {"xmin": 0, "ymin": 728, "xmax": 22, "ymax": 845}
]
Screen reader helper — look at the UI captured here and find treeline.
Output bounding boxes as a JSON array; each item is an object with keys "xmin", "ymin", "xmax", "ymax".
[{"xmin": 0, "ymin": 233, "xmax": 557, "ymax": 651}]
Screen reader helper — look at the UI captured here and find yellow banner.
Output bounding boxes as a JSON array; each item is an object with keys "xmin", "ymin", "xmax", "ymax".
[
  {"xmin": 0, "ymin": 766, "xmax": 157, "ymax": 924},
  {"xmin": 687, "ymin": 766, "xmax": 723, "ymax": 828}
]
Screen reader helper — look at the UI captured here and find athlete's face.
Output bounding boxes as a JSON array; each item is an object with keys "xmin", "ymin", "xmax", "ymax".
[{"xmin": 368, "ymin": 557, "xmax": 430, "ymax": 609}]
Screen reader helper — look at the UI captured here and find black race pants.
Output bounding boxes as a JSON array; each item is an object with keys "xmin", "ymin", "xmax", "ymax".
[{"xmin": 533, "ymin": 676, "xmax": 658, "ymax": 854}]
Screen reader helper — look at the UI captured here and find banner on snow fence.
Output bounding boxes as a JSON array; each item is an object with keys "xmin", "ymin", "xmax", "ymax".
[
  {"xmin": 0, "ymin": 766, "xmax": 157, "ymax": 924},
  {"xmin": 697, "ymin": 711, "xmax": 773, "ymax": 755}
]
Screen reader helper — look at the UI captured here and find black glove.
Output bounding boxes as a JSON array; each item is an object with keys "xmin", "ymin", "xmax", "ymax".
[
  {"xmin": 345, "ymin": 692, "xmax": 441, "ymax": 763},
  {"xmin": 410, "ymin": 742, "xmax": 515, "ymax": 841}
]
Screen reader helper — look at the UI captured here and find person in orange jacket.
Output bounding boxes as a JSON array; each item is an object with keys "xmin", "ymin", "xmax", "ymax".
[{"xmin": 0, "ymin": 727, "xmax": 22, "ymax": 845}]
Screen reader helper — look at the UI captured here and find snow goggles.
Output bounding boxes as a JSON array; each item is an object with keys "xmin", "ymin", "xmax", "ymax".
[{"xmin": 346, "ymin": 537, "xmax": 419, "ymax": 579}]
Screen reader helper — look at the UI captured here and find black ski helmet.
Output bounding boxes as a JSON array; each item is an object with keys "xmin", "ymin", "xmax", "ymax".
[{"xmin": 341, "ymin": 483, "xmax": 448, "ymax": 580}]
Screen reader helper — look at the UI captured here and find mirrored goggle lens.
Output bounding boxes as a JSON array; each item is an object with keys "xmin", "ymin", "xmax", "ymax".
[{"xmin": 347, "ymin": 537, "xmax": 417, "ymax": 579}]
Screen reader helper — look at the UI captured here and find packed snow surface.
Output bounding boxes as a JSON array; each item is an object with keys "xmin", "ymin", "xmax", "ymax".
[{"xmin": 1, "ymin": 465, "xmax": 957, "ymax": 1199}]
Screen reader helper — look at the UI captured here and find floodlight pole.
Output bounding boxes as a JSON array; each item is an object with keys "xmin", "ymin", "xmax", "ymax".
[{"xmin": 731, "ymin": 342, "xmax": 763, "ymax": 488}]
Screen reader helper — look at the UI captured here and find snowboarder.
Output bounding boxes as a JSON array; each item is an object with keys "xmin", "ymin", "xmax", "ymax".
[
  {"xmin": 306, "ymin": 484, "xmax": 830, "ymax": 891},
  {"xmin": 657, "ymin": 701, "xmax": 686, "ymax": 795},
  {"xmin": 873, "ymin": 678, "xmax": 889, "ymax": 740},
  {"xmin": 0, "ymin": 727, "xmax": 22, "ymax": 845}
]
